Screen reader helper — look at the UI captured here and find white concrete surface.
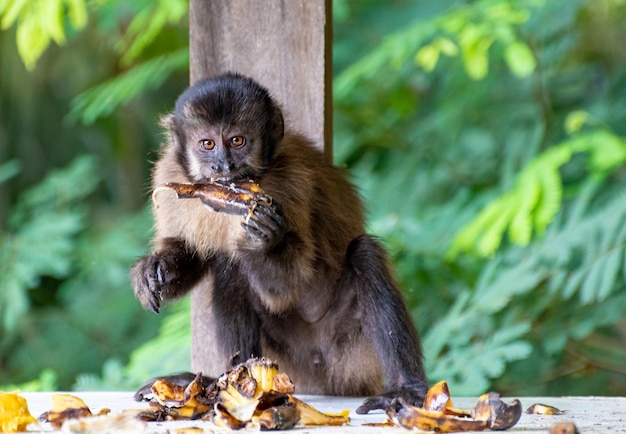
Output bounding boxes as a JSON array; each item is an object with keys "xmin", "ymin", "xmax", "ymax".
[{"xmin": 12, "ymin": 392, "xmax": 626, "ymax": 433}]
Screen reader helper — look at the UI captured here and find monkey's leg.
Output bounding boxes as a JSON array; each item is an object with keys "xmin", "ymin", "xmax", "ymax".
[
  {"xmin": 130, "ymin": 237, "xmax": 208, "ymax": 313},
  {"xmin": 340, "ymin": 234, "xmax": 429, "ymax": 414}
]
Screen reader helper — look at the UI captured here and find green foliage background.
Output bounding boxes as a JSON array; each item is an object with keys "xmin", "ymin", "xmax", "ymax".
[{"xmin": 1, "ymin": 0, "xmax": 625, "ymax": 396}]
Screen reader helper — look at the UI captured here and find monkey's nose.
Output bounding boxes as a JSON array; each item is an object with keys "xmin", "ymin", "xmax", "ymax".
[{"xmin": 211, "ymin": 162, "xmax": 236, "ymax": 173}]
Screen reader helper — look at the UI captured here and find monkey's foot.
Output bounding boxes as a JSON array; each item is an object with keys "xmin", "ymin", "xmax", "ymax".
[{"xmin": 356, "ymin": 384, "xmax": 427, "ymax": 414}]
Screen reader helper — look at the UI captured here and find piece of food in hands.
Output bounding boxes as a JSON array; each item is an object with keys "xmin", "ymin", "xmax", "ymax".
[{"xmin": 152, "ymin": 180, "xmax": 271, "ymax": 220}]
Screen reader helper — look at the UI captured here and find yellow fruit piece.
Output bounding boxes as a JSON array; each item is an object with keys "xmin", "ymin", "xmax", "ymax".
[
  {"xmin": 290, "ymin": 397, "xmax": 350, "ymax": 427},
  {"xmin": 0, "ymin": 392, "xmax": 38, "ymax": 433},
  {"xmin": 40, "ymin": 394, "xmax": 93, "ymax": 429},
  {"xmin": 526, "ymin": 403, "xmax": 564, "ymax": 415},
  {"xmin": 49, "ymin": 394, "xmax": 91, "ymax": 413}
]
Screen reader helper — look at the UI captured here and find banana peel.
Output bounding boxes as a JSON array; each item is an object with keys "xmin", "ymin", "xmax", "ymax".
[
  {"xmin": 152, "ymin": 180, "xmax": 272, "ymax": 219},
  {"xmin": 139, "ymin": 357, "xmax": 350, "ymax": 430},
  {"xmin": 526, "ymin": 403, "xmax": 564, "ymax": 415},
  {"xmin": 289, "ymin": 396, "xmax": 351, "ymax": 427},
  {"xmin": 61, "ymin": 414, "xmax": 146, "ymax": 434},
  {"xmin": 144, "ymin": 373, "xmax": 211, "ymax": 420},
  {"xmin": 0, "ymin": 391, "xmax": 38, "ymax": 433},
  {"xmin": 38, "ymin": 394, "xmax": 110, "ymax": 429},
  {"xmin": 212, "ymin": 357, "xmax": 349, "ymax": 430},
  {"xmin": 386, "ymin": 380, "xmax": 522, "ymax": 433}
]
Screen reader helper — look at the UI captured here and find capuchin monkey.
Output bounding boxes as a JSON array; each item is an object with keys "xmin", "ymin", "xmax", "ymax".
[{"xmin": 130, "ymin": 72, "xmax": 428, "ymax": 414}]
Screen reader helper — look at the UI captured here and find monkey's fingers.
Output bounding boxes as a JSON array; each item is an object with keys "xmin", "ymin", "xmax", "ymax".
[
  {"xmin": 356, "ymin": 395, "xmax": 390, "ymax": 415},
  {"xmin": 142, "ymin": 277, "xmax": 161, "ymax": 314},
  {"xmin": 242, "ymin": 204, "xmax": 286, "ymax": 246},
  {"xmin": 146, "ymin": 295, "xmax": 161, "ymax": 314},
  {"xmin": 357, "ymin": 385, "xmax": 426, "ymax": 415},
  {"xmin": 241, "ymin": 221, "xmax": 270, "ymax": 244},
  {"xmin": 250, "ymin": 203, "xmax": 285, "ymax": 232},
  {"xmin": 131, "ymin": 257, "xmax": 162, "ymax": 314}
]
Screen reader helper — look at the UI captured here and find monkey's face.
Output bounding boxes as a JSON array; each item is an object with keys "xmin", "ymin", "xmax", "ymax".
[
  {"xmin": 169, "ymin": 74, "xmax": 285, "ymax": 183},
  {"xmin": 182, "ymin": 123, "xmax": 265, "ymax": 182}
]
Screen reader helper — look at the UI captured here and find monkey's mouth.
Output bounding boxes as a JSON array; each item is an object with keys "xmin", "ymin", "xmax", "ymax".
[
  {"xmin": 200, "ymin": 170, "xmax": 257, "ymax": 184},
  {"xmin": 204, "ymin": 175, "xmax": 248, "ymax": 183}
]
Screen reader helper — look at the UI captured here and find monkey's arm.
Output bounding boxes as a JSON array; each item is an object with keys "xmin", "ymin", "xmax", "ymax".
[
  {"xmin": 130, "ymin": 237, "xmax": 209, "ymax": 313},
  {"xmin": 236, "ymin": 199, "xmax": 319, "ymax": 312},
  {"xmin": 343, "ymin": 235, "xmax": 429, "ymax": 414}
]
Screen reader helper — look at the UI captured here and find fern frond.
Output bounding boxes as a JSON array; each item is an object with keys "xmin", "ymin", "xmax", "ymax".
[
  {"xmin": 9, "ymin": 155, "xmax": 99, "ymax": 225},
  {"xmin": 66, "ymin": 48, "xmax": 189, "ymax": 125},
  {"xmin": 476, "ymin": 197, "xmax": 516, "ymax": 256},
  {"xmin": 449, "ymin": 129, "xmax": 626, "ymax": 258},
  {"xmin": 335, "ymin": 0, "xmax": 535, "ymax": 97},
  {"xmin": 533, "ymin": 158, "xmax": 563, "ymax": 233},
  {"xmin": 508, "ymin": 169, "xmax": 540, "ymax": 245},
  {"xmin": 586, "ymin": 130, "xmax": 626, "ymax": 174},
  {"xmin": 0, "ymin": 156, "xmax": 99, "ymax": 333}
]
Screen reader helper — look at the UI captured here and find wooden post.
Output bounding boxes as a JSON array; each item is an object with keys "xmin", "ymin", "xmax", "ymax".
[{"xmin": 188, "ymin": 0, "xmax": 332, "ymax": 377}]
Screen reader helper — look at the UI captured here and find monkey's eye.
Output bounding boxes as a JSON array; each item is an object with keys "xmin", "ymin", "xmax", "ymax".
[
  {"xmin": 199, "ymin": 139, "xmax": 215, "ymax": 150},
  {"xmin": 230, "ymin": 136, "xmax": 246, "ymax": 148}
]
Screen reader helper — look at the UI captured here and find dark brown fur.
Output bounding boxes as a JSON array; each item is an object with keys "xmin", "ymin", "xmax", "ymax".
[{"xmin": 131, "ymin": 73, "xmax": 428, "ymax": 413}]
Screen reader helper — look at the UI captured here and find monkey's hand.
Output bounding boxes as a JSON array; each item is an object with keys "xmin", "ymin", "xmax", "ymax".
[
  {"xmin": 130, "ymin": 254, "xmax": 179, "ymax": 314},
  {"xmin": 356, "ymin": 382, "xmax": 427, "ymax": 414},
  {"xmin": 131, "ymin": 239, "xmax": 208, "ymax": 313},
  {"xmin": 240, "ymin": 201, "xmax": 287, "ymax": 248}
]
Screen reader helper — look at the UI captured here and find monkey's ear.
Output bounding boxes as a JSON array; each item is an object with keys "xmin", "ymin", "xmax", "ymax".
[{"xmin": 160, "ymin": 114, "xmax": 184, "ymax": 149}]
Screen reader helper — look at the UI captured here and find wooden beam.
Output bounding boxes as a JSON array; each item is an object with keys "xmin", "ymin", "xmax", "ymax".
[
  {"xmin": 187, "ymin": 0, "xmax": 332, "ymax": 377},
  {"xmin": 189, "ymin": 0, "xmax": 332, "ymax": 157}
]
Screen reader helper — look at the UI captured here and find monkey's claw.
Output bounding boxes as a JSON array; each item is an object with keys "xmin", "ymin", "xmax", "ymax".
[
  {"xmin": 356, "ymin": 385, "xmax": 426, "ymax": 414},
  {"xmin": 241, "ymin": 202, "xmax": 286, "ymax": 247},
  {"xmin": 131, "ymin": 255, "xmax": 178, "ymax": 314}
]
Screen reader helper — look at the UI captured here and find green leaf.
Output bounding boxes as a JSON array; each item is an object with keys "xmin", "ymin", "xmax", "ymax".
[
  {"xmin": 563, "ymin": 268, "xmax": 586, "ymax": 300},
  {"xmin": 565, "ymin": 110, "xmax": 589, "ymax": 134},
  {"xmin": 476, "ymin": 199, "xmax": 515, "ymax": 255},
  {"xmin": 449, "ymin": 130, "xmax": 626, "ymax": 258},
  {"xmin": 435, "ymin": 37, "xmax": 459, "ymax": 56},
  {"xmin": 508, "ymin": 171, "xmax": 539, "ymax": 245},
  {"xmin": 15, "ymin": 8, "xmax": 48, "ymax": 70},
  {"xmin": 0, "ymin": 160, "xmax": 20, "ymax": 185},
  {"xmin": 596, "ymin": 248, "xmax": 622, "ymax": 302},
  {"xmin": 415, "ymin": 44, "xmax": 440, "ymax": 72},
  {"xmin": 586, "ymin": 131, "xmax": 626, "ymax": 173},
  {"xmin": 0, "ymin": 156, "xmax": 99, "ymax": 333},
  {"xmin": 1, "ymin": 0, "xmax": 88, "ymax": 70},
  {"xmin": 533, "ymin": 161, "xmax": 563, "ymax": 233},
  {"xmin": 67, "ymin": 0, "xmax": 87, "ymax": 28},
  {"xmin": 116, "ymin": 0, "xmax": 187, "ymax": 65},
  {"xmin": 0, "ymin": 0, "xmax": 28, "ymax": 29},
  {"xmin": 459, "ymin": 24, "xmax": 493, "ymax": 80},
  {"xmin": 503, "ymin": 40, "xmax": 536, "ymax": 77},
  {"xmin": 580, "ymin": 245, "xmax": 604, "ymax": 304}
]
